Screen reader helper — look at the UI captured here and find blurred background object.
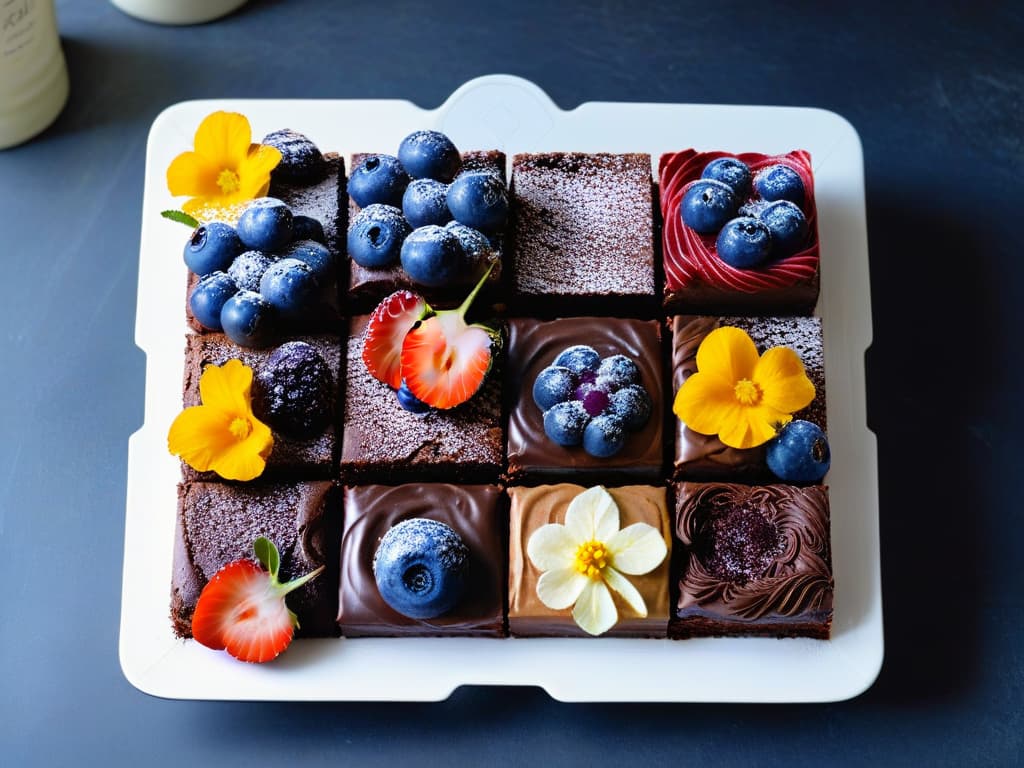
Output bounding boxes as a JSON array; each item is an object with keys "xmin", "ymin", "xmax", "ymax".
[{"xmin": 109, "ymin": 0, "xmax": 247, "ymax": 26}]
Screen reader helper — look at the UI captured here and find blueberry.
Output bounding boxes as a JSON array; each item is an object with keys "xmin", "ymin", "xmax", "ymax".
[
  {"xmin": 607, "ymin": 384, "xmax": 652, "ymax": 431},
  {"xmin": 259, "ymin": 258, "xmax": 320, "ymax": 322},
  {"xmin": 595, "ymin": 355, "xmax": 640, "ymax": 393},
  {"xmin": 252, "ymin": 341, "xmax": 333, "ymax": 439},
  {"xmin": 397, "ymin": 130, "xmax": 461, "ymax": 182},
  {"xmin": 716, "ymin": 216, "xmax": 773, "ymax": 269},
  {"xmin": 396, "ymin": 380, "xmax": 432, "ymax": 414},
  {"xmin": 402, "ymin": 178, "xmax": 452, "ymax": 228},
  {"xmin": 261, "ymin": 128, "xmax": 325, "ymax": 184},
  {"xmin": 754, "ymin": 164, "xmax": 805, "ymax": 206},
  {"xmin": 183, "ymin": 222, "xmax": 243, "ymax": 276},
  {"xmin": 445, "ymin": 222, "xmax": 496, "ymax": 271},
  {"xmin": 227, "ymin": 250, "xmax": 274, "ymax": 292},
  {"xmin": 400, "ymin": 225, "xmax": 462, "ymax": 287},
  {"xmin": 680, "ymin": 179, "xmax": 738, "ymax": 234},
  {"xmin": 348, "ymin": 204, "xmax": 411, "ymax": 269},
  {"xmin": 446, "ymin": 171, "xmax": 508, "ymax": 233},
  {"xmin": 532, "ymin": 365, "xmax": 576, "ymax": 411},
  {"xmin": 348, "ymin": 154, "xmax": 410, "ymax": 208},
  {"xmin": 582, "ymin": 414, "xmax": 627, "ymax": 458},
  {"xmin": 552, "ymin": 345, "xmax": 600, "ymax": 376},
  {"xmin": 189, "ymin": 271, "xmax": 237, "ymax": 331},
  {"xmin": 291, "ymin": 215, "xmax": 325, "ymax": 244},
  {"xmin": 738, "ymin": 199, "xmax": 771, "ymax": 218},
  {"xmin": 373, "ymin": 518, "xmax": 469, "ymax": 619},
  {"xmin": 220, "ymin": 290, "xmax": 276, "ymax": 347},
  {"xmin": 766, "ymin": 420, "xmax": 830, "ymax": 483},
  {"xmin": 701, "ymin": 157, "xmax": 752, "ymax": 199},
  {"xmin": 543, "ymin": 400, "xmax": 590, "ymax": 447},
  {"xmin": 237, "ymin": 197, "xmax": 294, "ymax": 252},
  {"xmin": 283, "ymin": 239, "xmax": 333, "ymax": 280},
  {"xmin": 758, "ymin": 200, "xmax": 808, "ymax": 257}
]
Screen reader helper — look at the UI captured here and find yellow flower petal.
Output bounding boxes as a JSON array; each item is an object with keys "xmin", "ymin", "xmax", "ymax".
[
  {"xmin": 673, "ymin": 371, "xmax": 743, "ymax": 436},
  {"xmin": 167, "ymin": 405, "xmax": 237, "ymax": 473},
  {"xmin": 754, "ymin": 346, "xmax": 816, "ymax": 413},
  {"xmin": 166, "ymin": 151, "xmax": 220, "ymax": 198},
  {"xmin": 536, "ymin": 567, "xmax": 589, "ymax": 610},
  {"xmin": 717, "ymin": 406, "xmax": 786, "ymax": 449},
  {"xmin": 527, "ymin": 523, "xmax": 577, "ymax": 572},
  {"xmin": 695, "ymin": 326, "xmax": 758, "ymax": 383},
  {"xmin": 208, "ymin": 418, "xmax": 273, "ymax": 481},
  {"xmin": 564, "ymin": 485, "xmax": 619, "ymax": 543},
  {"xmin": 607, "ymin": 523, "xmax": 667, "ymax": 575},
  {"xmin": 603, "ymin": 566, "xmax": 648, "ymax": 617},
  {"xmin": 193, "ymin": 111, "xmax": 252, "ymax": 169},
  {"xmin": 236, "ymin": 144, "xmax": 282, "ymax": 199},
  {"xmin": 199, "ymin": 358, "xmax": 253, "ymax": 414},
  {"xmin": 572, "ymin": 579, "xmax": 617, "ymax": 636}
]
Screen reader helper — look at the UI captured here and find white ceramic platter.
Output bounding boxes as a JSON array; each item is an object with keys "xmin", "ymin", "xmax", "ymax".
[{"xmin": 121, "ymin": 75, "xmax": 882, "ymax": 702}]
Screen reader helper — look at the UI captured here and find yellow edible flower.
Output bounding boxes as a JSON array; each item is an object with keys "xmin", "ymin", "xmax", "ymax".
[
  {"xmin": 168, "ymin": 359, "xmax": 273, "ymax": 481},
  {"xmin": 527, "ymin": 486, "xmax": 667, "ymax": 636},
  {"xmin": 166, "ymin": 111, "xmax": 281, "ymax": 215},
  {"xmin": 673, "ymin": 326, "xmax": 815, "ymax": 450}
]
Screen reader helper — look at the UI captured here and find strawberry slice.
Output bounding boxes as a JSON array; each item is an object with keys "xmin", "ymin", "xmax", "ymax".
[
  {"xmin": 362, "ymin": 290, "xmax": 429, "ymax": 389},
  {"xmin": 401, "ymin": 265, "xmax": 498, "ymax": 410},
  {"xmin": 191, "ymin": 537, "xmax": 324, "ymax": 664}
]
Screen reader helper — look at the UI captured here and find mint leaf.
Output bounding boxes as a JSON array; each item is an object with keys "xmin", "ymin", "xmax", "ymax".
[
  {"xmin": 161, "ymin": 209, "xmax": 199, "ymax": 229},
  {"xmin": 253, "ymin": 537, "xmax": 280, "ymax": 579}
]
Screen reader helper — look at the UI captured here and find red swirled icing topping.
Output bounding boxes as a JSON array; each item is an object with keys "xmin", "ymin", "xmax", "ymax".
[{"xmin": 659, "ymin": 149, "xmax": 819, "ymax": 295}]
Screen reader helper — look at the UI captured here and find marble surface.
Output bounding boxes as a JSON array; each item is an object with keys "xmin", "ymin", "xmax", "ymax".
[{"xmin": 0, "ymin": 0, "xmax": 1020, "ymax": 764}]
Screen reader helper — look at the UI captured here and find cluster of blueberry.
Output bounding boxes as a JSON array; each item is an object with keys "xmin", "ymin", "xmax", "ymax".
[
  {"xmin": 251, "ymin": 341, "xmax": 334, "ymax": 440},
  {"xmin": 681, "ymin": 157, "xmax": 808, "ymax": 269},
  {"xmin": 347, "ymin": 130, "xmax": 508, "ymax": 287},
  {"xmin": 533, "ymin": 346, "xmax": 653, "ymax": 458},
  {"xmin": 186, "ymin": 199, "xmax": 334, "ymax": 347}
]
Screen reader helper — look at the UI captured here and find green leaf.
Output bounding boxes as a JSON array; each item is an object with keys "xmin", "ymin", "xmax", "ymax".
[
  {"xmin": 161, "ymin": 209, "xmax": 199, "ymax": 229},
  {"xmin": 253, "ymin": 537, "xmax": 280, "ymax": 579}
]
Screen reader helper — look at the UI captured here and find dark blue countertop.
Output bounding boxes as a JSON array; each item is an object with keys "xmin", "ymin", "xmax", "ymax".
[{"xmin": 1, "ymin": 1, "xmax": 1020, "ymax": 764}]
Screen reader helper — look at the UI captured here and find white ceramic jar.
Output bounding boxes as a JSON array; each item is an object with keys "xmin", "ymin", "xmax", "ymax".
[
  {"xmin": 109, "ymin": 0, "xmax": 248, "ymax": 25},
  {"xmin": 0, "ymin": 0, "xmax": 69, "ymax": 150}
]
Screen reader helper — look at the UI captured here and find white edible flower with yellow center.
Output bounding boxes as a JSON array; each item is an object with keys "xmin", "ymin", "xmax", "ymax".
[{"xmin": 526, "ymin": 486, "xmax": 668, "ymax": 636}]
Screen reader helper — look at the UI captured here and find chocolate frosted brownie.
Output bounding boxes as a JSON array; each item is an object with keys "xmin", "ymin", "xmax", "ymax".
[
  {"xmin": 670, "ymin": 481, "xmax": 833, "ymax": 639},
  {"xmin": 180, "ymin": 333, "xmax": 342, "ymax": 482},
  {"xmin": 671, "ymin": 315, "xmax": 826, "ymax": 482},
  {"xmin": 509, "ymin": 153, "xmax": 657, "ymax": 317},
  {"xmin": 337, "ymin": 484, "xmax": 507, "ymax": 637},
  {"xmin": 346, "ymin": 150, "xmax": 507, "ymax": 312},
  {"xmin": 171, "ymin": 480, "xmax": 341, "ymax": 638},
  {"xmin": 339, "ymin": 315, "xmax": 504, "ymax": 483}
]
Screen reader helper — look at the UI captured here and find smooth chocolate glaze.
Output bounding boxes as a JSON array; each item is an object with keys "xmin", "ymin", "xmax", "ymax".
[
  {"xmin": 346, "ymin": 151, "xmax": 507, "ymax": 313},
  {"xmin": 507, "ymin": 484, "xmax": 671, "ymax": 637},
  {"xmin": 671, "ymin": 315, "xmax": 826, "ymax": 482},
  {"xmin": 171, "ymin": 481, "xmax": 340, "ymax": 638},
  {"xmin": 181, "ymin": 334, "xmax": 341, "ymax": 481},
  {"xmin": 337, "ymin": 484, "xmax": 506, "ymax": 637},
  {"xmin": 506, "ymin": 317, "xmax": 664, "ymax": 483},
  {"xmin": 671, "ymin": 482, "xmax": 833, "ymax": 639}
]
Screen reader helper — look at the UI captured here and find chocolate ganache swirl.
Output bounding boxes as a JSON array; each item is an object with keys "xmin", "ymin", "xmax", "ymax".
[
  {"xmin": 676, "ymin": 483, "xmax": 833, "ymax": 622},
  {"xmin": 660, "ymin": 150, "xmax": 819, "ymax": 295}
]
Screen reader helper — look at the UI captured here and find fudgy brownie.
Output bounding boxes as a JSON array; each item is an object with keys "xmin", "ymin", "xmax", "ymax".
[
  {"xmin": 346, "ymin": 151, "xmax": 507, "ymax": 312},
  {"xmin": 670, "ymin": 481, "xmax": 833, "ymax": 639},
  {"xmin": 671, "ymin": 315, "xmax": 826, "ymax": 482},
  {"xmin": 171, "ymin": 480, "xmax": 340, "ymax": 638},
  {"xmin": 659, "ymin": 149, "xmax": 819, "ymax": 315},
  {"xmin": 337, "ymin": 484, "xmax": 507, "ymax": 637},
  {"xmin": 506, "ymin": 317, "xmax": 664, "ymax": 484},
  {"xmin": 339, "ymin": 315, "xmax": 504, "ymax": 483},
  {"xmin": 509, "ymin": 153, "xmax": 657, "ymax": 317},
  {"xmin": 180, "ymin": 333, "xmax": 342, "ymax": 482},
  {"xmin": 507, "ymin": 484, "xmax": 672, "ymax": 638}
]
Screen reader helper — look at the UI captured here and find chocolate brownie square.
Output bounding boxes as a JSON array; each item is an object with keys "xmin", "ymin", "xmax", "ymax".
[
  {"xmin": 671, "ymin": 315, "xmax": 826, "ymax": 482},
  {"xmin": 510, "ymin": 153, "xmax": 657, "ymax": 317},
  {"xmin": 337, "ymin": 484, "xmax": 506, "ymax": 637},
  {"xmin": 659, "ymin": 149, "xmax": 820, "ymax": 315},
  {"xmin": 507, "ymin": 484, "xmax": 672, "ymax": 638},
  {"xmin": 180, "ymin": 333, "xmax": 342, "ymax": 482},
  {"xmin": 171, "ymin": 480, "xmax": 340, "ymax": 638},
  {"xmin": 346, "ymin": 151, "xmax": 507, "ymax": 313},
  {"xmin": 670, "ymin": 481, "xmax": 833, "ymax": 639},
  {"xmin": 506, "ymin": 317, "xmax": 664, "ymax": 484},
  {"xmin": 339, "ymin": 315, "xmax": 504, "ymax": 483}
]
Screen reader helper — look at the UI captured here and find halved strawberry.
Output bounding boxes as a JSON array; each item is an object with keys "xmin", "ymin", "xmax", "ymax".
[
  {"xmin": 400, "ymin": 265, "xmax": 498, "ymax": 410},
  {"xmin": 362, "ymin": 290, "xmax": 429, "ymax": 389},
  {"xmin": 191, "ymin": 537, "xmax": 324, "ymax": 664}
]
